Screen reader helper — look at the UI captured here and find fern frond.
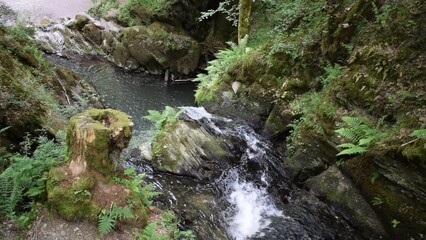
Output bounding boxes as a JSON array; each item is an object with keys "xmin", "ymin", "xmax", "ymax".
[
  {"xmin": 110, "ymin": 204, "xmax": 134, "ymax": 220},
  {"xmin": 411, "ymin": 129, "xmax": 426, "ymax": 139},
  {"xmin": 342, "ymin": 116, "xmax": 371, "ymax": 127},
  {"xmin": 337, "ymin": 143, "xmax": 358, "ymax": 149},
  {"xmin": 98, "ymin": 214, "xmax": 115, "ymax": 236},
  {"xmin": 358, "ymin": 137, "xmax": 376, "ymax": 146},
  {"xmin": 139, "ymin": 222, "xmax": 160, "ymax": 240},
  {"xmin": 336, "ymin": 146, "xmax": 367, "ymax": 156},
  {"xmin": 335, "ymin": 127, "xmax": 361, "ymax": 142}
]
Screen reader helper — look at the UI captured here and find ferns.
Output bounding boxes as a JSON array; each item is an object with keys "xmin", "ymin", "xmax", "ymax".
[
  {"xmin": 98, "ymin": 203, "xmax": 134, "ymax": 236},
  {"xmin": 114, "ymin": 167, "xmax": 161, "ymax": 207},
  {"xmin": 0, "ymin": 175, "xmax": 19, "ymax": 217},
  {"xmin": 0, "ymin": 136, "xmax": 67, "ymax": 218},
  {"xmin": 411, "ymin": 129, "xmax": 426, "ymax": 140},
  {"xmin": 194, "ymin": 36, "xmax": 252, "ymax": 104},
  {"xmin": 144, "ymin": 106, "xmax": 182, "ymax": 131},
  {"xmin": 139, "ymin": 211, "xmax": 195, "ymax": 240},
  {"xmin": 335, "ymin": 116, "xmax": 387, "ymax": 156}
]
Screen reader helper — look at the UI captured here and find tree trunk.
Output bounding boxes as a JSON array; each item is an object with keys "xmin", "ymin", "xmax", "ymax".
[{"xmin": 238, "ymin": 0, "xmax": 252, "ymax": 44}]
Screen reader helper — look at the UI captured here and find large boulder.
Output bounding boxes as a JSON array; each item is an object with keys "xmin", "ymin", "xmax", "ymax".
[
  {"xmin": 341, "ymin": 156, "xmax": 426, "ymax": 238},
  {"xmin": 120, "ymin": 22, "xmax": 200, "ymax": 74},
  {"xmin": 152, "ymin": 119, "xmax": 236, "ymax": 180},
  {"xmin": 306, "ymin": 166, "xmax": 387, "ymax": 239}
]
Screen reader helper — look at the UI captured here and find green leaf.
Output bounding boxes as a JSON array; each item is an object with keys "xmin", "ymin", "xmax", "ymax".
[
  {"xmin": 98, "ymin": 215, "xmax": 115, "ymax": 236},
  {"xmin": 411, "ymin": 129, "xmax": 426, "ymax": 139},
  {"xmin": 337, "ymin": 146, "xmax": 367, "ymax": 156}
]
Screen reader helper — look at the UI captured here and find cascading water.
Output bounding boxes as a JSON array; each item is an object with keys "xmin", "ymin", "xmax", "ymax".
[
  {"xmin": 45, "ymin": 56, "xmax": 362, "ymax": 240},
  {"xmin": 223, "ymin": 170, "xmax": 284, "ymax": 240}
]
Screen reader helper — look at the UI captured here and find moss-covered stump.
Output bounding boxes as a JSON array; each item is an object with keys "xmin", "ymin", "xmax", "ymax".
[
  {"xmin": 46, "ymin": 165, "xmax": 148, "ymax": 223},
  {"xmin": 152, "ymin": 119, "xmax": 236, "ymax": 180},
  {"xmin": 47, "ymin": 109, "xmax": 148, "ymax": 223},
  {"xmin": 67, "ymin": 109, "xmax": 133, "ymax": 176}
]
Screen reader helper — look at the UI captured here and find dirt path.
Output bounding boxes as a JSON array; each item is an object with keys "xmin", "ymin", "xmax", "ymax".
[{"xmin": 1, "ymin": 208, "xmax": 138, "ymax": 240}]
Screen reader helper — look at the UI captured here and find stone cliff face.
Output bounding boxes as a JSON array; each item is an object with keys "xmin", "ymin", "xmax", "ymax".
[
  {"xmin": 34, "ymin": 0, "xmax": 235, "ymax": 76},
  {"xmin": 0, "ymin": 26, "xmax": 101, "ymax": 151},
  {"xmin": 195, "ymin": 0, "xmax": 426, "ymax": 238}
]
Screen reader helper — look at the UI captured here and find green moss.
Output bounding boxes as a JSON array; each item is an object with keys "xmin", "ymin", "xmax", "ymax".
[
  {"xmin": 341, "ymin": 157, "xmax": 426, "ymax": 237},
  {"xmin": 401, "ymin": 140, "xmax": 426, "ymax": 160},
  {"xmin": 47, "ymin": 167, "xmax": 99, "ymax": 221}
]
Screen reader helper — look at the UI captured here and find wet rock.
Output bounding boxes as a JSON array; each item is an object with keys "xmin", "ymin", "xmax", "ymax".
[
  {"xmin": 284, "ymin": 135, "xmax": 338, "ymax": 183},
  {"xmin": 341, "ymin": 156, "xmax": 426, "ymax": 238},
  {"xmin": 71, "ymin": 14, "xmax": 92, "ymax": 30},
  {"xmin": 306, "ymin": 166, "xmax": 387, "ymax": 239},
  {"xmin": 262, "ymin": 191, "xmax": 364, "ymax": 240},
  {"xmin": 120, "ymin": 22, "xmax": 200, "ymax": 74},
  {"xmin": 67, "ymin": 109, "xmax": 133, "ymax": 176},
  {"xmin": 203, "ymin": 91, "xmax": 271, "ymax": 131},
  {"xmin": 153, "ymin": 119, "xmax": 236, "ymax": 180},
  {"xmin": 81, "ymin": 23, "xmax": 103, "ymax": 46}
]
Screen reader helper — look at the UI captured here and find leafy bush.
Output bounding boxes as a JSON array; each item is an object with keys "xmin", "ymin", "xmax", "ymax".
[
  {"xmin": 335, "ymin": 116, "xmax": 387, "ymax": 156},
  {"xmin": 194, "ymin": 36, "xmax": 252, "ymax": 103},
  {"xmin": 0, "ymin": 136, "xmax": 66, "ymax": 219},
  {"xmin": 98, "ymin": 203, "xmax": 134, "ymax": 236},
  {"xmin": 139, "ymin": 211, "xmax": 194, "ymax": 240}
]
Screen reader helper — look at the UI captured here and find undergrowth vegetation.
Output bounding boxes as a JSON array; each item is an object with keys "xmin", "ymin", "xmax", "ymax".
[
  {"xmin": 139, "ymin": 211, "xmax": 194, "ymax": 240},
  {"xmin": 335, "ymin": 116, "xmax": 387, "ymax": 156},
  {"xmin": 98, "ymin": 203, "xmax": 134, "ymax": 236},
  {"xmin": 144, "ymin": 106, "xmax": 183, "ymax": 157},
  {"xmin": 194, "ymin": 36, "xmax": 252, "ymax": 104},
  {"xmin": 0, "ymin": 134, "xmax": 67, "ymax": 227}
]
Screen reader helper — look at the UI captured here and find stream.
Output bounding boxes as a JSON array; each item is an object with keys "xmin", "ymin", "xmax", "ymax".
[
  {"xmin": 47, "ymin": 56, "xmax": 363, "ymax": 240},
  {"xmin": 3, "ymin": 1, "xmax": 366, "ymax": 239}
]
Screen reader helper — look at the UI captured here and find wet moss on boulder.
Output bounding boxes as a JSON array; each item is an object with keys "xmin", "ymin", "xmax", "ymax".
[
  {"xmin": 119, "ymin": 22, "xmax": 201, "ymax": 74},
  {"xmin": 152, "ymin": 119, "xmax": 236, "ymax": 180}
]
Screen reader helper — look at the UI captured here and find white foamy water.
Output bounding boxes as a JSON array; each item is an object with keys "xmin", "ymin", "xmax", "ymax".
[
  {"xmin": 226, "ymin": 174, "xmax": 283, "ymax": 240},
  {"xmin": 183, "ymin": 106, "xmax": 213, "ymax": 120}
]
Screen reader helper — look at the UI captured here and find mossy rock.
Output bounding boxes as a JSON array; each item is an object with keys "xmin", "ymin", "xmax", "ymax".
[
  {"xmin": 121, "ymin": 23, "xmax": 200, "ymax": 74},
  {"xmin": 306, "ymin": 166, "xmax": 387, "ymax": 239},
  {"xmin": 153, "ymin": 119, "xmax": 235, "ymax": 180},
  {"xmin": 341, "ymin": 156, "xmax": 426, "ymax": 239}
]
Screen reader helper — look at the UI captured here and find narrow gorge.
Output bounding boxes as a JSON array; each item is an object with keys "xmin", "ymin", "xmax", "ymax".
[{"xmin": 0, "ymin": 0, "xmax": 425, "ymax": 240}]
